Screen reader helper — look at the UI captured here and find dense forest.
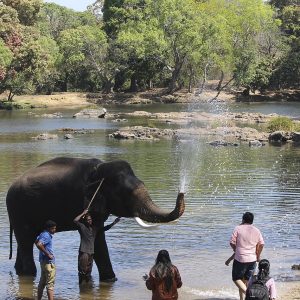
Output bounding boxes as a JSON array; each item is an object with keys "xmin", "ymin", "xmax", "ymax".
[{"xmin": 0, "ymin": 0, "xmax": 299, "ymax": 101}]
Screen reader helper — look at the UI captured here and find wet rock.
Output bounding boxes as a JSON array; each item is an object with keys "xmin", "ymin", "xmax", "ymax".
[
  {"xmin": 73, "ymin": 108, "xmax": 107, "ymax": 118},
  {"xmin": 291, "ymin": 264, "xmax": 300, "ymax": 270},
  {"xmin": 40, "ymin": 112, "xmax": 63, "ymax": 118},
  {"xmin": 109, "ymin": 126, "xmax": 176, "ymax": 141},
  {"xmin": 64, "ymin": 134, "xmax": 73, "ymax": 139},
  {"xmin": 230, "ymin": 112, "xmax": 274, "ymax": 123},
  {"xmin": 213, "ymin": 127, "xmax": 269, "ymax": 142},
  {"xmin": 208, "ymin": 140, "xmax": 239, "ymax": 147},
  {"xmin": 32, "ymin": 133, "xmax": 58, "ymax": 140},
  {"xmin": 291, "ymin": 132, "xmax": 300, "ymax": 142},
  {"xmin": 112, "ymin": 118, "xmax": 128, "ymax": 122},
  {"xmin": 127, "ymin": 111, "xmax": 153, "ymax": 117},
  {"xmin": 268, "ymin": 131, "xmax": 291, "ymax": 142},
  {"xmin": 249, "ymin": 140, "xmax": 264, "ymax": 147},
  {"xmin": 58, "ymin": 128, "xmax": 95, "ymax": 134},
  {"xmin": 109, "ymin": 131, "xmax": 136, "ymax": 139}
]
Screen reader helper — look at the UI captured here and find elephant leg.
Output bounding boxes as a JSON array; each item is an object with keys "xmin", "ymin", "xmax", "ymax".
[
  {"xmin": 94, "ymin": 231, "xmax": 116, "ymax": 282},
  {"xmin": 14, "ymin": 226, "xmax": 37, "ymax": 276}
]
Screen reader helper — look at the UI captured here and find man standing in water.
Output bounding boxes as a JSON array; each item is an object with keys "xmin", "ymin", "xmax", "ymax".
[
  {"xmin": 74, "ymin": 209, "xmax": 121, "ymax": 284},
  {"xmin": 229, "ymin": 212, "xmax": 264, "ymax": 300},
  {"xmin": 35, "ymin": 220, "xmax": 57, "ymax": 300}
]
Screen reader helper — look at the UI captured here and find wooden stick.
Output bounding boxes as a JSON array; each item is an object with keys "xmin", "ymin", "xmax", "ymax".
[{"xmin": 86, "ymin": 178, "xmax": 104, "ymax": 211}]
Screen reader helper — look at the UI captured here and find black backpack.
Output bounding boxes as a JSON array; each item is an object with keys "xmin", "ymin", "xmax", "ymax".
[{"xmin": 245, "ymin": 275, "xmax": 270, "ymax": 300}]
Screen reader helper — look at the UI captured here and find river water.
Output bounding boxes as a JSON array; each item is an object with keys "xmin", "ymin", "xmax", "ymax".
[{"xmin": 0, "ymin": 101, "xmax": 299, "ymax": 300}]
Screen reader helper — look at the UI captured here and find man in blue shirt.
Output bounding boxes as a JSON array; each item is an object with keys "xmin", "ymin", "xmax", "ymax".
[{"xmin": 35, "ymin": 220, "xmax": 57, "ymax": 300}]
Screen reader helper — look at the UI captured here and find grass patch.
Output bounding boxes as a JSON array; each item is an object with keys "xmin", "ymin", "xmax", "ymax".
[{"xmin": 267, "ymin": 116, "xmax": 299, "ymax": 132}]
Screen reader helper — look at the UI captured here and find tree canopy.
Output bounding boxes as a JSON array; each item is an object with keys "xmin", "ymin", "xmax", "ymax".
[{"xmin": 0, "ymin": 0, "xmax": 298, "ymax": 100}]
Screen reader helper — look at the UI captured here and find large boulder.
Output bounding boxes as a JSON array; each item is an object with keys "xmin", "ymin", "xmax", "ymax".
[
  {"xmin": 268, "ymin": 131, "xmax": 291, "ymax": 142},
  {"xmin": 291, "ymin": 132, "xmax": 300, "ymax": 142},
  {"xmin": 73, "ymin": 108, "xmax": 107, "ymax": 118}
]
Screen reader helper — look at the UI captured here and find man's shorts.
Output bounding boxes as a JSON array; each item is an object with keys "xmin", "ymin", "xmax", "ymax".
[
  {"xmin": 40, "ymin": 262, "xmax": 56, "ymax": 290},
  {"xmin": 232, "ymin": 259, "xmax": 256, "ymax": 281}
]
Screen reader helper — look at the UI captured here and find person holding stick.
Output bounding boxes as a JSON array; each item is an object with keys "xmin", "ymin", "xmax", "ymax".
[{"xmin": 74, "ymin": 209, "xmax": 121, "ymax": 284}]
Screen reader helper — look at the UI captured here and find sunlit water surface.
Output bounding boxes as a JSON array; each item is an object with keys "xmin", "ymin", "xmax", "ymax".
[{"xmin": 0, "ymin": 101, "xmax": 299, "ymax": 299}]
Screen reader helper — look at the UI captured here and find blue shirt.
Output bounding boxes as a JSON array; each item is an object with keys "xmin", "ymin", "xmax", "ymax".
[{"xmin": 36, "ymin": 230, "xmax": 55, "ymax": 264}]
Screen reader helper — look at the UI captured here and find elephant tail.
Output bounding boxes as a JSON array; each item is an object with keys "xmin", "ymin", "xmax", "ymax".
[{"xmin": 9, "ymin": 223, "xmax": 13, "ymax": 260}]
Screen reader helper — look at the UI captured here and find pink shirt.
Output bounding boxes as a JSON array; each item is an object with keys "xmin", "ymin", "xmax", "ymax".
[
  {"xmin": 248, "ymin": 277, "xmax": 277, "ymax": 299},
  {"xmin": 230, "ymin": 224, "xmax": 264, "ymax": 263}
]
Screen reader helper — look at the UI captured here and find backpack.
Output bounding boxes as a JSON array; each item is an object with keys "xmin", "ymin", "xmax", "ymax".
[{"xmin": 245, "ymin": 275, "xmax": 270, "ymax": 300}]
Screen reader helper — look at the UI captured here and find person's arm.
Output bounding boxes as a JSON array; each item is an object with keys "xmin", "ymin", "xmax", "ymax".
[
  {"xmin": 145, "ymin": 272, "xmax": 154, "ymax": 290},
  {"xmin": 256, "ymin": 243, "xmax": 264, "ymax": 262},
  {"xmin": 269, "ymin": 278, "xmax": 277, "ymax": 300},
  {"xmin": 74, "ymin": 209, "xmax": 88, "ymax": 224},
  {"xmin": 225, "ymin": 252, "xmax": 235, "ymax": 266},
  {"xmin": 103, "ymin": 217, "xmax": 121, "ymax": 231},
  {"xmin": 174, "ymin": 266, "xmax": 182, "ymax": 288},
  {"xmin": 35, "ymin": 239, "xmax": 53, "ymax": 260}
]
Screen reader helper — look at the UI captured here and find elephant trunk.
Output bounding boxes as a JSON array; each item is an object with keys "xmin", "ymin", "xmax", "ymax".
[{"xmin": 132, "ymin": 185, "xmax": 185, "ymax": 223}]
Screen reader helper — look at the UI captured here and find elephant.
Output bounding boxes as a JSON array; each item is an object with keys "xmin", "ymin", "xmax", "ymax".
[{"xmin": 6, "ymin": 157, "xmax": 185, "ymax": 281}]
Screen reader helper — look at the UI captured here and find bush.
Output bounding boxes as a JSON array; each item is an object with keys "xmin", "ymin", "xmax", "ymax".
[{"xmin": 267, "ymin": 116, "xmax": 294, "ymax": 132}]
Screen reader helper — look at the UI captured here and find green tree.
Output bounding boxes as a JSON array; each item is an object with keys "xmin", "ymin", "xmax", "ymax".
[
  {"xmin": 0, "ymin": 2, "xmax": 59, "ymax": 100},
  {"xmin": 58, "ymin": 25, "xmax": 110, "ymax": 92},
  {"xmin": 2, "ymin": 0, "xmax": 42, "ymax": 26},
  {"xmin": 269, "ymin": 0, "xmax": 300, "ymax": 88},
  {"xmin": 37, "ymin": 3, "xmax": 98, "ymax": 40},
  {"xmin": 0, "ymin": 39, "xmax": 13, "ymax": 81}
]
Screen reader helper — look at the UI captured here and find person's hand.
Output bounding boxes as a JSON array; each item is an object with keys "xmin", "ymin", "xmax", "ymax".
[
  {"xmin": 225, "ymin": 259, "xmax": 230, "ymax": 266},
  {"xmin": 142, "ymin": 274, "xmax": 149, "ymax": 281},
  {"xmin": 83, "ymin": 209, "xmax": 89, "ymax": 215}
]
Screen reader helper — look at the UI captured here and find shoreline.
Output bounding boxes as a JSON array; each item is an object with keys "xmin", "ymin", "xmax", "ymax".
[{"xmin": 0, "ymin": 86, "xmax": 299, "ymax": 110}]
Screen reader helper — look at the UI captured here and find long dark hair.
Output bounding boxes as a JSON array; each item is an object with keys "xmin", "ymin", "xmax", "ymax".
[
  {"xmin": 257, "ymin": 259, "xmax": 270, "ymax": 281},
  {"xmin": 152, "ymin": 250, "xmax": 174, "ymax": 292}
]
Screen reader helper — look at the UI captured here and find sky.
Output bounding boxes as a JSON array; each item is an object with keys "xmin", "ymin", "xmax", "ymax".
[{"xmin": 45, "ymin": 1, "xmax": 95, "ymax": 12}]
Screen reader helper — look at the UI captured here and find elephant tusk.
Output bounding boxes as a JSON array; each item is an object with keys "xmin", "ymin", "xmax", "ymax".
[{"xmin": 134, "ymin": 217, "xmax": 159, "ymax": 229}]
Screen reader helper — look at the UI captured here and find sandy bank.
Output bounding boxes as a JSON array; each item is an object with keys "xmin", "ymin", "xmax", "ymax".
[
  {"xmin": 277, "ymin": 280, "xmax": 300, "ymax": 300},
  {"xmin": 1, "ymin": 84, "xmax": 299, "ymax": 109},
  {"xmin": 4, "ymin": 92, "xmax": 91, "ymax": 108}
]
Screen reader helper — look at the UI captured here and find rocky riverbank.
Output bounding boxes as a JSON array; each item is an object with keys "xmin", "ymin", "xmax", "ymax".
[{"xmin": 106, "ymin": 110, "xmax": 300, "ymax": 145}]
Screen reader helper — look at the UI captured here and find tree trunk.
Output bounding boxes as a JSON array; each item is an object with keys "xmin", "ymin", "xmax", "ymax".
[
  {"xmin": 210, "ymin": 76, "xmax": 235, "ymax": 101},
  {"xmin": 114, "ymin": 70, "xmax": 126, "ymax": 91},
  {"xmin": 216, "ymin": 71, "xmax": 224, "ymax": 91},
  {"xmin": 196, "ymin": 63, "xmax": 209, "ymax": 95},
  {"xmin": 188, "ymin": 64, "xmax": 194, "ymax": 93},
  {"xmin": 129, "ymin": 73, "xmax": 138, "ymax": 92},
  {"xmin": 149, "ymin": 79, "xmax": 153, "ymax": 89},
  {"xmin": 168, "ymin": 65, "xmax": 181, "ymax": 94},
  {"xmin": 102, "ymin": 79, "xmax": 114, "ymax": 94},
  {"xmin": 7, "ymin": 90, "xmax": 14, "ymax": 102}
]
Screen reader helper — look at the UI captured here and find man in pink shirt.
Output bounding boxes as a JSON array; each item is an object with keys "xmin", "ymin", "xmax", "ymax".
[{"xmin": 229, "ymin": 212, "xmax": 264, "ymax": 300}]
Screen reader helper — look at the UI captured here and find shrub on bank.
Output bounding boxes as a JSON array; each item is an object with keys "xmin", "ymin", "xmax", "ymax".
[{"xmin": 267, "ymin": 116, "xmax": 295, "ymax": 132}]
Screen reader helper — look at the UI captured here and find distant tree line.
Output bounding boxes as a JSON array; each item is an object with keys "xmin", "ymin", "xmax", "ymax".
[{"xmin": 0, "ymin": 0, "xmax": 299, "ymax": 100}]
